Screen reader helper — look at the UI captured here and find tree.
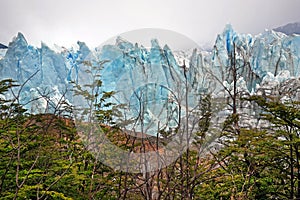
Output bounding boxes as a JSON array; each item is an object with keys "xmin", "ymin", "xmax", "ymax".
[
  {"xmin": 0, "ymin": 78, "xmax": 84, "ymax": 199},
  {"xmin": 194, "ymin": 31, "xmax": 300, "ymax": 199},
  {"xmin": 249, "ymin": 95, "xmax": 300, "ymax": 199}
]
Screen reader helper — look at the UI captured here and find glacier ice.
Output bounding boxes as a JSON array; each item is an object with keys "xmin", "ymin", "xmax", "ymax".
[{"xmin": 0, "ymin": 25, "xmax": 300, "ymax": 134}]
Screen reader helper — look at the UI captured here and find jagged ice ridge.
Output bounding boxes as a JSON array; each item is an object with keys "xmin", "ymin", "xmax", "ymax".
[{"xmin": 0, "ymin": 25, "xmax": 299, "ymax": 129}]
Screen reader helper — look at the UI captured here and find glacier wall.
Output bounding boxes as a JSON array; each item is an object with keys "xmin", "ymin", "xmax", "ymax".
[{"xmin": 0, "ymin": 25, "xmax": 300, "ymax": 115}]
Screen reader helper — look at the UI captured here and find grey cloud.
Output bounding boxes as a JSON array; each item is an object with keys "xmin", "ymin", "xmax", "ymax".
[{"xmin": 0, "ymin": 0, "xmax": 300, "ymax": 48}]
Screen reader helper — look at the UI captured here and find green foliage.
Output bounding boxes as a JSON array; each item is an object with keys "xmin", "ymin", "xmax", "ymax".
[
  {"xmin": 1, "ymin": 58, "xmax": 299, "ymax": 199},
  {"xmin": 195, "ymin": 94, "xmax": 212, "ymax": 145},
  {"xmin": 72, "ymin": 61, "xmax": 122, "ymax": 126},
  {"xmin": 198, "ymin": 95, "xmax": 300, "ymax": 199},
  {"xmin": 0, "ymin": 77, "xmax": 121, "ymax": 199},
  {"xmin": 207, "ymin": 128, "xmax": 286, "ymax": 199}
]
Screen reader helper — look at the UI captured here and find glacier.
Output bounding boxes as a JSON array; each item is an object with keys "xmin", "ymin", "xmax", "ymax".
[{"xmin": 0, "ymin": 25, "xmax": 300, "ymax": 133}]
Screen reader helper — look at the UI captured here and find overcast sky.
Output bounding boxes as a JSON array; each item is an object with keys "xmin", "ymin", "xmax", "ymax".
[{"xmin": 1, "ymin": 0, "xmax": 300, "ymax": 49}]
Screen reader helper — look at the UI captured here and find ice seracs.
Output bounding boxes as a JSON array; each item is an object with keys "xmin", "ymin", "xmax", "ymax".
[{"xmin": 0, "ymin": 25, "xmax": 299, "ymax": 116}]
